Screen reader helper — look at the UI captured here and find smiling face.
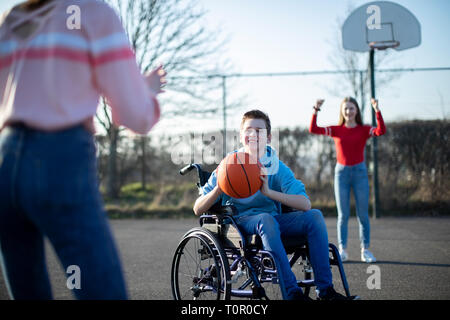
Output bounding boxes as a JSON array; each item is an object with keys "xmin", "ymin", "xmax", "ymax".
[
  {"xmin": 341, "ymin": 101, "xmax": 358, "ymax": 124},
  {"xmin": 240, "ymin": 118, "xmax": 271, "ymax": 159}
]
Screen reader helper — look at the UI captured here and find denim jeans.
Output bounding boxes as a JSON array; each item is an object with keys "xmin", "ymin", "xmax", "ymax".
[
  {"xmin": 0, "ymin": 125, "xmax": 127, "ymax": 299},
  {"xmin": 334, "ymin": 162, "xmax": 371, "ymax": 250},
  {"xmin": 236, "ymin": 210, "xmax": 332, "ymax": 300}
]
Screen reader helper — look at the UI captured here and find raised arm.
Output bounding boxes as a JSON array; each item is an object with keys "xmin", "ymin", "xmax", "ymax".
[
  {"xmin": 369, "ymin": 99, "xmax": 386, "ymax": 137},
  {"xmin": 309, "ymin": 99, "xmax": 329, "ymax": 135}
]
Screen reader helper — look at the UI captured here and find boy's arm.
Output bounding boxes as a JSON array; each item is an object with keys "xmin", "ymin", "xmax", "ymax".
[
  {"xmin": 193, "ymin": 185, "xmax": 223, "ymax": 216},
  {"xmin": 261, "ymin": 166, "xmax": 311, "ymax": 211},
  {"xmin": 193, "ymin": 170, "xmax": 223, "ymax": 216},
  {"xmin": 260, "ymin": 176, "xmax": 311, "ymax": 211}
]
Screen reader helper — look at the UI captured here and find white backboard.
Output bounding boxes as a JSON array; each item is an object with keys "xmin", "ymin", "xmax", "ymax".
[{"xmin": 342, "ymin": 1, "xmax": 421, "ymax": 52}]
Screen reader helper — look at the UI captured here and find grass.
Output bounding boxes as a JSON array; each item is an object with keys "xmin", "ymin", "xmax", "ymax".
[
  {"xmin": 102, "ymin": 182, "xmax": 450, "ymax": 219},
  {"xmin": 103, "ymin": 182, "xmax": 198, "ymax": 219}
]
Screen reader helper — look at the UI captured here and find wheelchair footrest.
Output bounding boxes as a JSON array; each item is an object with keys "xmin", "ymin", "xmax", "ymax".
[{"xmin": 297, "ymin": 279, "xmax": 315, "ymax": 287}]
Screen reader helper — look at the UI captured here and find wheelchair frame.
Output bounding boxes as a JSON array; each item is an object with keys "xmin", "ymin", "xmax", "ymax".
[{"xmin": 171, "ymin": 164, "xmax": 352, "ymax": 300}]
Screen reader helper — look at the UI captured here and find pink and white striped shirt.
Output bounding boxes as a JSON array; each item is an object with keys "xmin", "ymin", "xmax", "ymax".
[{"xmin": 0, "ymin": 0, "xmax": 160, "ymax": 134}]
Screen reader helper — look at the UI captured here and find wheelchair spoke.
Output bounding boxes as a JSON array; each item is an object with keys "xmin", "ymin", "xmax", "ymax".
[
  {"xmin": 181, "ymin": 243, "xmax": 198, "ymax": 280},
  {"xmin": 172, "ymin": 234, "xmax": 225, "ymax": 300}
]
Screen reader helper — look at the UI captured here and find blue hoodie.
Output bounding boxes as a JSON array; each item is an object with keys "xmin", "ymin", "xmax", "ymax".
[{"xmin": 201, "ymin": 146, "xmax": 309, "ymax": 218}]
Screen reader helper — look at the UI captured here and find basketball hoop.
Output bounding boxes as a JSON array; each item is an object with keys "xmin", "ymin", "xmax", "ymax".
[
  {"xmin": 342, "ymin": 1, "xmax": 421, "ymax": 53},
  {"xmin": 368, "ymin": 40, "xmax": 400, "ymax": 51}
]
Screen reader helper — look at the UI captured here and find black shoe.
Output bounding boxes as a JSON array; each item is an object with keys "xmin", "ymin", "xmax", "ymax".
[
  {"xmin": 317, "ymin": 286, "xmax": 358, "ymax": 301},
  {"xmin": 291, "ymin": 290, "xmax": 314, "ymax": 301}
]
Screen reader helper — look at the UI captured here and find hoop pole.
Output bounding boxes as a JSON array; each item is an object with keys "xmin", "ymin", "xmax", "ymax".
[
  {"xmin": 359, "ymin": 71, "xmax": 365, "ymax": 122},
  {"xmin": 222, "ymin": 76, "xmax": 227, "ymax": 157},
  {"xmin": 369, "ymin": 49, "xmax": 380, "ymax": 219}
]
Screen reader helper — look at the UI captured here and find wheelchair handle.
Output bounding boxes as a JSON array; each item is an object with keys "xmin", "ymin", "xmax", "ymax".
[{"xmin": 179, "ymin": 164, "xmax": 196, "ymax": 175}]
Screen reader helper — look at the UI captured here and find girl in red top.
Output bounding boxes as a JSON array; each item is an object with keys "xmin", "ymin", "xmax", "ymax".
[{"xmin": 309, "ymin": 97, "xmax": 386, "ymax": 263}]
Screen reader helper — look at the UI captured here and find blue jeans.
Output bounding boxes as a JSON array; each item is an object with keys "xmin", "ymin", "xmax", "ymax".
[
  {"xmin": 334, "ymin": 162, "xmax": 371, "ymax": 249},
  {"xmin": 0, "ymin": 125, "xmax": 127, "ymax": 299},
  {"xmin": 236, "ymin": 210, "xmax": 332, "ymax": 300}
]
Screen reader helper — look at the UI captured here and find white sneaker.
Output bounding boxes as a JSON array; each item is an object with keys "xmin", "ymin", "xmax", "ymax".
[
  {"xmin": 361, "ymin": 249, "xmax": 376, "ymax": 263},
  {"xmin": 339, "ymin": 246, "xmax": 348, "ymax": 262}
]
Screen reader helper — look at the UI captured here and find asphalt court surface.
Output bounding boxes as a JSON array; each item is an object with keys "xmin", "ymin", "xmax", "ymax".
[{"xmin": 1, "ymin": 216, "xmax": 449, "ymax": 300}]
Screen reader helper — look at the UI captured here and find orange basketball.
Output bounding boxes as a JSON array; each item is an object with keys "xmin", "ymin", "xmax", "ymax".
[{"xmin": 217, "ymin": 152, "xmax": 262, "ymax": 198}]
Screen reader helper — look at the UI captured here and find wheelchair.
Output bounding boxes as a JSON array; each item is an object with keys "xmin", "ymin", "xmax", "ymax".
[{"xmin": 171, "ymin": 163, "xmax": 354, "ymax": 300}]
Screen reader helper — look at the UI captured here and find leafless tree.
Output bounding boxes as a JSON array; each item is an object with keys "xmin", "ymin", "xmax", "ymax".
[
  {"xmin": 96, "ymin": 0, "xmax": 233, "ymax": 198},
  {"xmin": 278, "ymin": 127, "xmax": 312, "ymax": 179}
]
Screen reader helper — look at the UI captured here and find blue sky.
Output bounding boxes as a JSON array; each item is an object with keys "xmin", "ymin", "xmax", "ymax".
[
  {"xmin": 195, "ymin": 0, "xmax": 450, "ymax": 132},
  {"xmin": 1, "ymin": 0, "xmax": 449, "ymax": 134}
]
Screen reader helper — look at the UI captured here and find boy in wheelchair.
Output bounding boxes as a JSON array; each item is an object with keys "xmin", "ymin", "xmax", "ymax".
[{"xmin": 193, "ymin": 110, "xmax": 354, "ymax": 300}]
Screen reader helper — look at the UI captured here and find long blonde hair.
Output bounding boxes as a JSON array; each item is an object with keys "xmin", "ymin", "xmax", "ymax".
[{"xmin": 338, "ymin": 97, "xmax": 363, "ymax": 126}]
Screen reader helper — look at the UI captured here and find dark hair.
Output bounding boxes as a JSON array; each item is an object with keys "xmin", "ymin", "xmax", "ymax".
[
  {"xmin": 241, "ymin": 109, "xmax": 271, "ymax": 136},
  {"xmin": 338, "ymin": 97, "xmax": 363, "ymax": 126},
  {"xmin": 20, "ymin": 0, "xmax": 53, "ymax": 11}
]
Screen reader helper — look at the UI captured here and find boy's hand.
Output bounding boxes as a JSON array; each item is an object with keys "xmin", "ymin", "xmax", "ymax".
[
  {"xmin": 214, "ymin": 184, "xmax": 223, "ymax": 196},
  {"xmin": 259, "ymin": 167, "xmax": 271, "ymax": 197}
]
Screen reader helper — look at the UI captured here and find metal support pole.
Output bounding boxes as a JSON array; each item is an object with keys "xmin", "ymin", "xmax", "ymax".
[
  {"xmin": 359, "ymin": 71, "xmax": 365, "ymax": 122},
  {"xmin": 369, "ymin": 49, "xmax": 380, "ymax": 219},
  {"xmin": 222, "ymin": 76, "xmax": 227, "ymax": 157}
]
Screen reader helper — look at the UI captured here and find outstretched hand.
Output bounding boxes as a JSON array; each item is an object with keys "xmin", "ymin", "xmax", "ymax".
[
  {"xmin": 145, "ymin": 65, "xmax": 167, "ymax": 94},
  {"xmin": 314, "ymin": 99, "xmax": 325, "ymax": 112},
  {"xmin": 371, "ymin": 98, "xmax": 379, "ymax": 112}
]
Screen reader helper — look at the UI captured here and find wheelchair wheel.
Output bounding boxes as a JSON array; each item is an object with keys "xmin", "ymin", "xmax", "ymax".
[{"xmin": 171, "ymin": 228, "xmax": 231, "ymax": 300}]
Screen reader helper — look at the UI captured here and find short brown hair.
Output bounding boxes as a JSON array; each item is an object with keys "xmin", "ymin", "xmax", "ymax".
[
  {"xmin": 338, "ymin": 97, "xmax": 363, "ymax": 126},
  {"xmin": 241, "ymin": 110, "xmax": 271, "ymax": 136}
]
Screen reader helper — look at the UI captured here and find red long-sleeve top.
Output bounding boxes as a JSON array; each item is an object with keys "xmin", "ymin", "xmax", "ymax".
[{"xmin": 309, "ymin": 111, "xmax": 386, "ymax": 166}]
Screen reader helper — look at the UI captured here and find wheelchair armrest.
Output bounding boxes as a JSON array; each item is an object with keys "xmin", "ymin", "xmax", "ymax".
[
  {"xmin": 207, "ymin": 203, "xmax": 238, "ymax": 216},
  {"xmin": 199, "ymin": 204, "xmax": 238, "ymax": 227}
]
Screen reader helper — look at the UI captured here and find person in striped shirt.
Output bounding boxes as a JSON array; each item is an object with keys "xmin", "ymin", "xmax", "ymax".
[
  {"xmin": 0, "ymin": 0, "xmax": 165, "ymax": 299},
  {"xmin": 309, "ymin": 97, "xmax": 386, "ymax": 263}
]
